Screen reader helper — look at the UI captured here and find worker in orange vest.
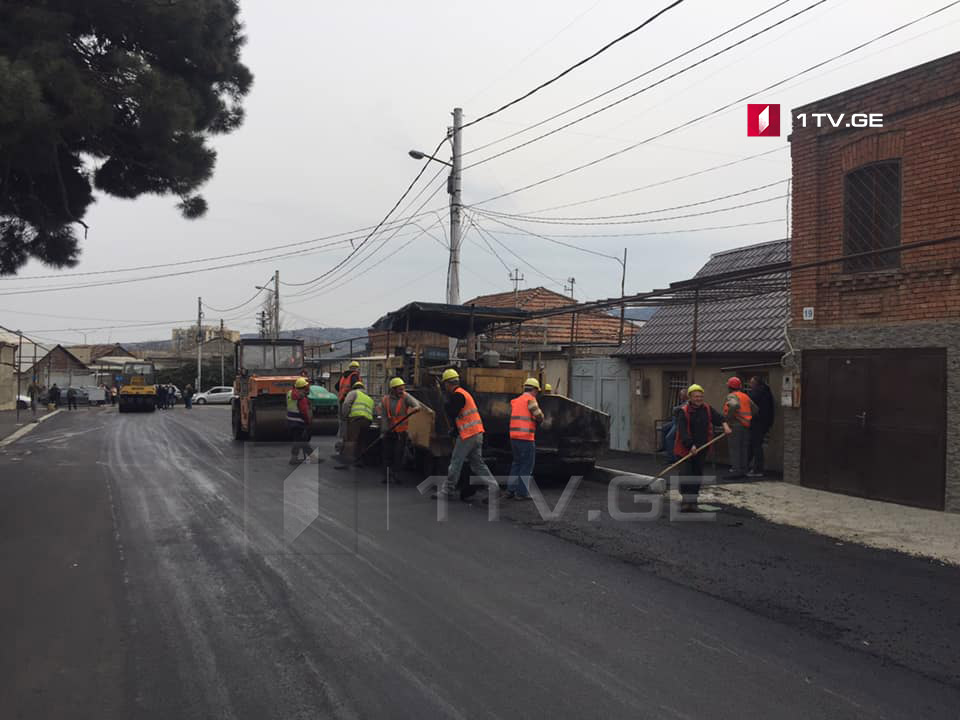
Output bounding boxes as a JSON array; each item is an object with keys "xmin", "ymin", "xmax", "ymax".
[
  {"xmin": 434, "ymin": 368, "xmax": 496, "ymax": 501},
  {"xmin": 506, "ymin": 378, "xmax": 545, "ymax": 500},
  {"xmin": 381, "ymin": 377, "xmax": 421, "ymax": 484},
  {"xmin": 723, "ymin": 376, "xmax": 759, "ymax": 479}
]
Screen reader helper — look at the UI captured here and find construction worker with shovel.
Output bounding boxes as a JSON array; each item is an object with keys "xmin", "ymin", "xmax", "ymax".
[
  {"xmin": 434, "ymin": 368, "xmax": 497, "ymax": 501},
  {"xmin": 381, "ymin": 377, "xmax": 421, "ymax": 484},
  {"xmin": 673, "ymin": 383, "xmax": 732, "ymax": 512}
]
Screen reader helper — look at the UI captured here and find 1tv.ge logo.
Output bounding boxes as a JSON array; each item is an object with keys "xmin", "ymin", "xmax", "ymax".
[{"xmin": 747, "ymin": 103, "xmax": 780, "ymax": 137}]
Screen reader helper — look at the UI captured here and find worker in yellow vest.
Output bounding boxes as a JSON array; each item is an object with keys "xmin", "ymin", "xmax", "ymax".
[
  {"xmin": 339, "ymin": 380, "xmax": 374, "ymax": 466},
  {"xmin": 506, "ymin": 378, "xmax": 545, "ymax": 500},
  {"xmin": 435, "ymin": 368, "xmax": 496, "ymax": 500},
  {"xmin": 381, "ymin": 377, "xmax": 421, "ymax": 484},
  {"xmin": 722, "ymin": 376, "xmax": 758, "ymax": 479}
]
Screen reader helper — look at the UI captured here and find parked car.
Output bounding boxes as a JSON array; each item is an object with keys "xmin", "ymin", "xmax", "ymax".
[
  {"xmin": 193, "ymin": 386, "xmax": 235, "ymax": 405},
  {"xmin": 75, "ymin": 385, "xmax": 106, "ymax": 405},
  {"xmin": 66, "ymin": 387, "xmax": 91, "ymax": 405},
  {"xmin": 17, "ymin": 394, "xmax": 30, "ymax": 409}
]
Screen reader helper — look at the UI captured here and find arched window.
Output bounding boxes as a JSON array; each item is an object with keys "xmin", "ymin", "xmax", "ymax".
[{"xmin": 843, "ymin": 160, "xmax": 901, "ymax": 272}]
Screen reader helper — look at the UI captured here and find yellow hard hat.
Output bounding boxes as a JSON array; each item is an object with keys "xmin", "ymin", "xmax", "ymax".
[
  {"xmin": 349, "ymin": 360, "xmax": 360, "ymax": 369},
  {"xmin": 544, "ymin": 384, "xmax": 553, "ymax": 392},
  {"xmin": 441, "ymin": 368, "xmax": 460, "ymax": 383},
  {"xmin": 687, "ymin": 383, "xmax": 704, "ymax": 394},
  {"xmin": 389, "ymin": 377, "xmax": 405, "ymax": 389},
  {"xmin": 523, "ymin": 377, "xmax": 541, "ymax": 390},
  {"xmin": 353, "ymin": 380, "xmax": 364, "ymax": 388},
  {"xmin": 295, "ymin": 377, "xmax": 309, "ymax": 388}
]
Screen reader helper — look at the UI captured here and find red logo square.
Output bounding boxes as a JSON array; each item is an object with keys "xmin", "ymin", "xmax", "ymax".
[{"xmin": 747, "ymin": 104, "xmax": 780, "ymax": 136}]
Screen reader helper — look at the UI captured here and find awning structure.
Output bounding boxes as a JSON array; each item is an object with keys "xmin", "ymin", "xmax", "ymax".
[{"xmin": 371, "ymin": 302, "xmax": 530, "ymax": 339}]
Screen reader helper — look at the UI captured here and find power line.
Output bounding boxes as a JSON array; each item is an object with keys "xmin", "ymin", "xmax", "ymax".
[
  {"xmin": 462, "ymin": 0, "xmax": 687, "ymax": 130},
  {"xmin": 282, "ymin": 137, "xmax": 448, "ymax": 288},
  {"xmin": 464, "ymin": 0, "xmax": 820, "ymax": 167},
  {"xmin": 466, "ymin": 213, "xmax": 568, "ymax": 291},
  {"xmin": 488, "ymin": 217, "xmax": 785, "ymax": 238},
  {"xmin": 202, "ymin": 281, "xmax": 273, "ymax": 313},
  {"xmin": 472, "ymin": 2, "xmax": 960, "ymax": 206},
  {"xmin": 476, "ymin": 178, "xmax": 790, "ymax": 222},
  {"xmin": 528, "ymin": 146, "xmax": 787, "ymax": 213},
  {"xmin": 467, "ymin": 216, "xmax": 512, "ymax": 273},
  {"xmin": 474, "ymin": 214, "xmax": 622, "ymax": 261}
]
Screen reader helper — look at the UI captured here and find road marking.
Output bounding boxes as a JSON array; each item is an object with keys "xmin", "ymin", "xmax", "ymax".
[{"xmin": 0, "ymin": 409, "xmax": 63, "ymax": 448}]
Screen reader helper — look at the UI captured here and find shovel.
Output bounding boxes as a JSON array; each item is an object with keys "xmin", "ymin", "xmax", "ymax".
[
  {"xmin": 627, "ymin": 432, "xmax": 728, "ymax": 492},
  {"xmin": 334, "ymin": 410, "xmax": 419, "ymax": 469}
]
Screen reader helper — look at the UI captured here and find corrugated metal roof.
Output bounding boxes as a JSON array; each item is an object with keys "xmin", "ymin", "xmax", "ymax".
[{"xmin": 616, "ymin": 239, "xmax": 790, "ymax": 357}]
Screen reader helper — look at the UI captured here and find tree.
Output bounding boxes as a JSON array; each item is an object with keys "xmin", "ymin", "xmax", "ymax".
[{"xmin": 0, "ymin": 0, "xmax": 253, "ymax": 274}]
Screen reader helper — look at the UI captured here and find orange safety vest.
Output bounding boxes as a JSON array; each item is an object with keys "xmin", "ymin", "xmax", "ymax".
[
  {"xmin": 338, "ymin": 371, "xmax": 359, "ymax": 403},
  {"xmin": 509, "ymin": 392, "xmax": 537, "ymax": 442},
  {"xmin": 454, "ymin": 387, "xmax": 484, "ymax": 440},
  {"xmin": 723, "ymin": 390, "xmax": 753, "ymax": 427},
  {"xmin": 383, "ymin": 394, "xmax": 409, "ymax": 433}
]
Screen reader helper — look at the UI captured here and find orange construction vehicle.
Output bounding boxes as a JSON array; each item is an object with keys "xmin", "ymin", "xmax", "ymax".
[{"xmin": 231, "ymin": 338, "xmax": 305, "ymax": 441}]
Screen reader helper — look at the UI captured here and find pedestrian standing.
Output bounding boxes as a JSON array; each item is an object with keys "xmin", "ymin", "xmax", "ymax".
[
  {"xmin": 339, "ymin": 380, "xmax": 374, "ymax": 466},
  {"xmin": 287, "ymin": 377, "xmax": 313, "ymax": 465},
  {"xmin": 435, "ymin": 369, "xmax": 497, "ymax": 501},
  {"xmin": 184, "ymin": 384, "xmax": 194, "ymax": 409},
  {"xmin": 49, "ymin": 383, "xmax": 61, "ymax": 408},
  {"xmin": 111, "ymin": 386, "xmax": 117, "ymax": 405},
  {"xmin": 156, "ymin": 384, "xmax": 167, "ymax": 410},
  {"xmin": 506, "ymin": 378, "xmax": 545, "ymax": 500},
  {"xmin": 722, "ymin": 377, "xmax": 758, "ymax": 479},
  {"xmin": 102, "ymin": 384, "xmax": 110, "ymax": 406},
  {"xmin": 674, "ymin": 384, "xmax": 733, "ymax": 512},
  {"xmin": 381, "ymin": 377, "xmax": 421, "ymax": 484},
  {"xmin": 747, "ymin": 376, "xmax": 775, "ymax": 477},
  {"xmin": 66, "ymin": 386, "xmax": 77, "ymax": 410},
  {"xmin": 335, "ymin": 361, "xmax": 361, "ymax": 453}
]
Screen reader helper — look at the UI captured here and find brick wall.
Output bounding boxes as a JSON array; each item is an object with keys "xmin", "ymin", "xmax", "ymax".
[{"xmin": 790, "ymin": 51, "xmax": 960, "ymax": 327}]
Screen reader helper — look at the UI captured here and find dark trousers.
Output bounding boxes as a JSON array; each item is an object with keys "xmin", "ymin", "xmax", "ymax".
[
  {"xmin": 290, "ymin": 422, "xmax": 312, "ymax": 458},
  {"xmin": 344, "ymin": 418, "xmax": 368, "ymax": 463},
  {"xmin": 68, "ymin": 398, "xmax": 77, "ymax": 410},
  {"xmin": 728, "ymin": 423, "xmax": 750, "ymax": 475},
  {"xmin": 749, "ymin": 424, "xmax": 768, "ymax": 473},
  {"xmin": 383, "ymin": 431, "xmax": 408, "ymax": 475},
  {"xmin": 679, "ymin": 453, "xmax": 707, "ymax": 504}
]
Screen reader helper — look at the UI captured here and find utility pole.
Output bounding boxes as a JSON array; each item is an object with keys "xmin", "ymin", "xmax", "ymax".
[
  {"xmin": 509, "ymin": 268, "xmax": 524, "ymax": 306},
  {"xmin": 448, "ymin": 108, "xmax": 463, "ymax": 306},
  {"xmin": 196, "ymin": 296, "xmax": 203, "ymax": 392},
  {"xmin": 564, "ymin": 277, "xmax": 576, "ymax": 300},
  {"xmin": 15, "ymin": 331, "xmax": 22, "ymax": 422},
  {"xmin": 219, "ymin": 318, "xmax": 225, "ymax": 386},
  {"xmin": 273, "ymin": 270, "xmax": 280, "ymax": 340},
  {"xmin": 618, "ymin": 248, "xmax": 628, "ymax": 345}
]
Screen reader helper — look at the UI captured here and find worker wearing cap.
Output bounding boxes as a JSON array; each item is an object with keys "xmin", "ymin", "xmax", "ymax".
[
  {"xmin": 381, "ymin": 377, "xmax": 421, "ymax": 484},
  {"xmin": 506, "ymin": 378, "xmax": 545, "ymax": 500},
  {"xmin": 335, "ymin": 361, "xmax": 362, "ymax": 452},
  {"xmin": 674, "ymin": 384, "xmax": 732, "ymax": 512},
  {"xmin": 722, "ymin": 376, "xmax": 758, "ymax": 479},
  {"xmin": 287, "ymin": 377, "xmax": 313, "ymax": 465},
  {"xmin": 340, "ymin": 380, "xmax": 375, "ymax": 464},
  {"xmin": 436, "ymin": 368, "xmax": 496, "ymax": 500}
]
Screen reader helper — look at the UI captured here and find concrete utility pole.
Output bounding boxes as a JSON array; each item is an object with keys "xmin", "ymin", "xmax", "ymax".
[
  {"xmin": 196, "ymin": 296, "xmax": 203, "ymax": 391},
  {"xmin": 509, "ymin": 268, "xmax": 525, "ymax": 306},
  {"xmin": 219, "ymin": 318, "xmax": 225, "ymax": 386},
  {"xmin": 448, "ymin": 107, "xmax": 463, "ymax": 307},
  {"xmin": 15, "ymin": 330, "xmax": 22, "ymax": 422},
  {"xmin": 273, "ymin": 270, "xmax": 280, "ymax": 340},
  {"xmin": 618, "ymin": 248, "xmax": 628, "ymax": 345}
]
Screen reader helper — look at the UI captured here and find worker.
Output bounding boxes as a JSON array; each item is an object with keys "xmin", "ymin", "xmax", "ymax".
[
  {"xmin": 674, "ymin": 384, "xmax": 732, "ymax": 513},
  {"xmin": 543, "ymin": 384, "xmax": 553, "ymax": 395},
  {"xmin": 722, "ymin": 376, "xmax": 758, "ymax": 479},
  {"xmin": 747, "ymin": 376, "xmax": 775, "ymax": 478},
  {"xmin": 340, "ymin": 380, "xmax": 374, "ymax": 465},
  {"xmin": 286, "ymin": 377, "xmax": 313, "ymax": 465},
  {"xmin": 435, "ymin": 369, "xmax": 496, "ymax": 501},
  {"xmin": 335, "ymin": 361, "xmax": 361, "ymax": 453},
  {"xmin": 506, "ymin": 378, "xmax": 545, "ymax": 500},
  {"xmin": 381, "ymin": 377, "xmax": 421, "ymax": 484}
]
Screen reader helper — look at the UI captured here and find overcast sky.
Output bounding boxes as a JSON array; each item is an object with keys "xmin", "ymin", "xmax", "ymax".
[{"xmin": 3, "ymin": 0, "xmax": 958, "ymax": 346}]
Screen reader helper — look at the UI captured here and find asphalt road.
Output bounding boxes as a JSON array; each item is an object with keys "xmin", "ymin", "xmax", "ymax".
[{"xmin": 3, "ymin": 405, "xmax": 959, "ymax": 719}]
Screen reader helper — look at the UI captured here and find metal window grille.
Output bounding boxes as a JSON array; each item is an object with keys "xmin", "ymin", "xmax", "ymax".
[
  {"xmin": 843, "ymin": 160, "xmax": 901, "ymax": 273},
  {"xmin": 663, "ymin": 371, "xmax": 688, "ymax": 418}
]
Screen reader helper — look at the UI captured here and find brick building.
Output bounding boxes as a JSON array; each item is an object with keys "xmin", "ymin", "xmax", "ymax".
[{"xmin": 784, "ymin": 51, "xmax": 960, "ymax": 511}]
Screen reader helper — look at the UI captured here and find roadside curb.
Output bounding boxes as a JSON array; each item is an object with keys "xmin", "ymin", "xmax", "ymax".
[{"xmin": 0, "ymin": 409, "xmax": 64, "ymax": 448}]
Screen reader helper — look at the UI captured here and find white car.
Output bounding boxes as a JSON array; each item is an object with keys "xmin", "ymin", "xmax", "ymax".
[{"xmin": 193, "ymin": 386, "xmax": 235, "ymax": 405}]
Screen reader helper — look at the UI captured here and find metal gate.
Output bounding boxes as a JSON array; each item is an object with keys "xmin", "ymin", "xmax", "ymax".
[
  {"xmin": 801, "ymin": 348, "xmax": 946, "ymax": 510},
  {"xmin": 571, "ymin": 357, "xmax": 630, "ymax": 451}
]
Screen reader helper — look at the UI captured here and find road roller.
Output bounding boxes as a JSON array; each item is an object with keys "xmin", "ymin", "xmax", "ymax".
[
  {"xmin": 231, "ymin": 338, "xmax": 306, "ymax": 441},
  {"xmin": 118, "ymin": 361, "xmax": 157, "ymax": 413}
]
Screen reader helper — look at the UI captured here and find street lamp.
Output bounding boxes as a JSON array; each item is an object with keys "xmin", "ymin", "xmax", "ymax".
[{"xmin": 408, "ymin": 149, "xmax": 452, "ymax": 167}]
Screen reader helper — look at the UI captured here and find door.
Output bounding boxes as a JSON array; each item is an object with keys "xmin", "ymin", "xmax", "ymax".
[
  {"xmin": 571, "ymin": 358, "xmax": 630, "ymax": 451},
  {"xmin": 801, "ymin": 349, "xmax": 945, "ymax": 510}
]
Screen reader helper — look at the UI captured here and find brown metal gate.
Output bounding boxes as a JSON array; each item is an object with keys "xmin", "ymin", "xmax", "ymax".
[{"xmin": 801, "ymin": 348, "xmax": 946, "ymax": 510}]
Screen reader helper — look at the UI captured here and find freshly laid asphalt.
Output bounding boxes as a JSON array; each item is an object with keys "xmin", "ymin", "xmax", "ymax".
[{"xmin": 2, "ymin": 405, "xmax": 959, "ymax": 719}]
